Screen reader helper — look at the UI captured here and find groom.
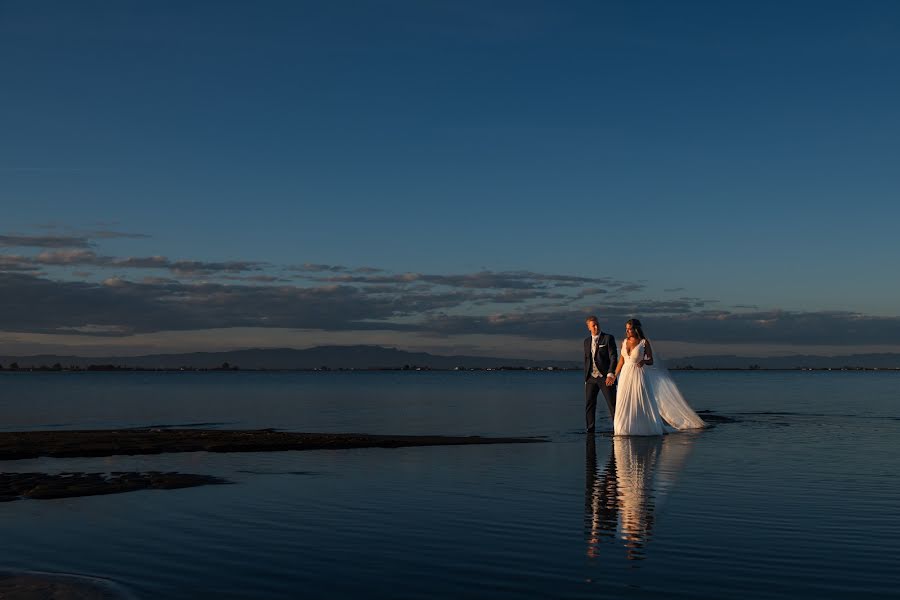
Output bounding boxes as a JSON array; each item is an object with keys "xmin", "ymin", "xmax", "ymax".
[{"xmin": 583, "ymin": 315, "xmax": 618, "ymax": 433}]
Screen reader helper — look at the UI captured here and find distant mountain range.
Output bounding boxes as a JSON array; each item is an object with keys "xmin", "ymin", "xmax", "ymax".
[
  {"xmin": 1, "ymin": 345, "xmax": 899, "ymax": 371},
  {"xmin": 0, "ymin": 345, "xmax": 578, "ymax": 371}
]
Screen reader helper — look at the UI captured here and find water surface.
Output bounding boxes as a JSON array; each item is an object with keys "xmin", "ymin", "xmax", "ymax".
[{"xmin": 1, "ymin": 371, "xmax": 897, "ymax": 598}]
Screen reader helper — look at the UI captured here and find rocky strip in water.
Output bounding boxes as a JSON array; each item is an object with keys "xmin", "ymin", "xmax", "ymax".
[
  {"xmin": 0, "ymin": 471, "xmax": 229, "ymax": 502},
  {"xmin": 0, "ymin": 429, "xmax": 547, "ymax": 461}
]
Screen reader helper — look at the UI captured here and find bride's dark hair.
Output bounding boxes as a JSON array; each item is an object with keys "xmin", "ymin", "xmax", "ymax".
[{"xmin": 626, "ymin": 318, "xmax": 646, "ymax": 340}]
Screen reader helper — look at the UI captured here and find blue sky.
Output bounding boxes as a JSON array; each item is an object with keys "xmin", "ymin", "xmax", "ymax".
[{"xmin": 2, "ymin": 1, "xmax": 899, "ymax": 358}]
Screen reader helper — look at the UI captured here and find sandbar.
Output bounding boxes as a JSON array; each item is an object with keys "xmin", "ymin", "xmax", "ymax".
[
  {"xmin": 0, "ymin": 429, "xmax": 547, "ymax": 461},
  {"xmin": 0, "ymin": 471, "xmax": 228, "ymax": 502}
]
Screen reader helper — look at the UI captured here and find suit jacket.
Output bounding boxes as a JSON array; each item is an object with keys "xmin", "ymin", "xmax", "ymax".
[{"xmin": 584, "ymin": 332, "xmax": 618, "ymax": 382}]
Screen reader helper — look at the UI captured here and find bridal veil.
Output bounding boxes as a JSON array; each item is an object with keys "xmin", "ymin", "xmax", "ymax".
[{"xmin": 644, "ymin": 340, "xmax": 707, "ymax": 430}]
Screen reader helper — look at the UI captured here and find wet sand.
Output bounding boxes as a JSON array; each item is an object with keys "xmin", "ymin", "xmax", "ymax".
[{"xmin": 0, "ymin": 428, "xmax": 546, "ymax": 461}]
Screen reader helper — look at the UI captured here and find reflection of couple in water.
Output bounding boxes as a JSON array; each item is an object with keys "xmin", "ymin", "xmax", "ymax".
[{"xmin": 584, "ymin": 433, "xmax": 699, "ymax": 561}]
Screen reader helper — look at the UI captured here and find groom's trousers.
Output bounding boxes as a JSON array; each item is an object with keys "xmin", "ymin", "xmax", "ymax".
[{"xmin": 584, "ymin": 376, "xmax": 616, "ymax": 432}]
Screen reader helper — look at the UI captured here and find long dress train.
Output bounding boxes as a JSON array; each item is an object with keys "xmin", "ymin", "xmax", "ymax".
[{"xmin": 614, "ymin": 339, "xmax": 706, "ymax": 436}]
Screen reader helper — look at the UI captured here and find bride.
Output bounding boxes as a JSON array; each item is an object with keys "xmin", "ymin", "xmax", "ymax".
[{"xmin": 611, "ymin": 319, "xmax": 706, "ymax": 436}]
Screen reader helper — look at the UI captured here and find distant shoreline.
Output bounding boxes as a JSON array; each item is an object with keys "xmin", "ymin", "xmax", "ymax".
[
  {"xmin": 1, "ymin": 366, "xmax": 898, "ymax": 373},
  {"xmin": 4, "ymin": 345, "xmax": 900, "ymax": 372}
]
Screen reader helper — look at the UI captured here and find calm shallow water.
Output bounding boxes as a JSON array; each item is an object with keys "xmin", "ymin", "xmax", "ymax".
[{"xmin": 1, "ymin": 371, "xmax": 898, "ymax": 598}]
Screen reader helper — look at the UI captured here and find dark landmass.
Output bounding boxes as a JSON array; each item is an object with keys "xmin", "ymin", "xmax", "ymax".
[
  {"xmin": 0, "ymin": 571, "xmax": 132, "ymax": 599},
  {"xmin": 1, "ymin": 345, "xmax": 899, "ymax": 371},
  {"xmin": 666, "ymin": 352, "xmax": 900, "ymax": 370},
  {"xmin": 0, "ymin": 471, "xmax": 229, "ymax": 502},
  {"xmin": 0, "ymin": 429, "xmax": 547, "ymax": 461},
  {"xmin": 0, "ymin": 345, "xmax": 577, "ymax": 372}
]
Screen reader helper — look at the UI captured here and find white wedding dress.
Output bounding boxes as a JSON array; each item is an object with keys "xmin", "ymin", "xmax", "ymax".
[{"xmin": 613, "ymin": 339, "xmax": 706, "ymax": 436}]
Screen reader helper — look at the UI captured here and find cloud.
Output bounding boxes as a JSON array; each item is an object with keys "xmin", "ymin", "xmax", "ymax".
[
  {"xmin": 89, "ymin": 230, "xmax": 151, "ymax": 240},
  {"xmin": 5, "ymin": 250, "xmax": 268, "ymax": 276},
  {"xmin": 57, "ymin": 324, "xmax": 133, "ymax": 335},
  {"xmin": 110, "ymin": 256, "xmax": 171, "ymax": 268},
  {"xmin": 35, "ymin": 249, "xmax": 100, "ymax": 264},
  {"xmin": 647, "ymin": 309, "xmax": 900, "ymax": 345},
  {"xmin": 318, "ymin": 270, "xmax": 616, "ymax": 290},
  {"xmin": 166, "ymin": 259, "xmax": 267, "ymax": 276},
  {"xmin": 4, "ymin": 229, "xmax": 898, "ymax": 348},
  {"xmin": 221, "ymin": 274, "xmax": 292, "ymax": 283},
  {"xmin": 418, "ymin": 307, "xmax": 900, "ymax": 346},
  {"xmin": 613, "ymin": 283, "xmax": 647, "ymax": 294},
  {"xmin": 289, "ymin": 264, "xmax": 385, "ymax": 275},
  {"xmin": 2, "ymin": 271, "xmax": 899, "ymax": 346},
  {"xmin": 0, "ymin": 254, "xmax": 41, "ymax": 272},
  {"xmin": 0, "ymin": 234, "xmax": 92, "ymax": 248},
  {"xmin": 0, "ymin": 272, "xmax": 402, "ymax": 335},
  {"xmin": 0, "ymin": 269, "xmax": 614, "ymax": 337},
  {"xmin": 290, "ymin": 263, "xmax": 349, "ymax": 273}
]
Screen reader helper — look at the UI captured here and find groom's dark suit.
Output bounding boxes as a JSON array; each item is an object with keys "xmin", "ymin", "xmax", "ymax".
[{"xmin": 584, "ymin": 332, "xmax": 618, "ymax": 432}]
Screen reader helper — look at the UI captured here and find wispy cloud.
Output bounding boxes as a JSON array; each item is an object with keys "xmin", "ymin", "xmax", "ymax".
[
  {"xmin": 0, "ymin": 234, "xmax": 92, "ymax": 248},
  {"xmin": 0, "ymin": 272, "xmax": 401, "ymax": 336},
  {"xmin": 288, "ymin": 264, "xmax": 385, "ymax": 275},
  {"xmin": 0, "ymin": 229, "xmax": 148, "ymax": 249},
  {"xmin": 316, "ymin": 270, "xmax": 620, "ymax": 290},
  {"xmin": 88, "ymin": 230, "xmax": 151, "ymax": 240},
  {"xmin": 7, "ymin": 250, "xmax": 268, "ymax": 276},
  {"xmin": 1, "ymin": 271, "xmax": 898, "ymax": 346},
  {"xmin": 3, "ymin": 228, "xmax": 897, "ymax": 348},
  {"xmin": 0, "ymin": 254, "xmax": 41, "ymax": 272},
  {"xmin": 290, "ymin": 263, "xmax": 349, "ymax": 273}
]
